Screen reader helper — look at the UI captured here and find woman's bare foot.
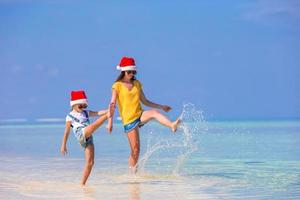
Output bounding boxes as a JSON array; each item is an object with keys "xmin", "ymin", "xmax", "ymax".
[
  {"xmin": 171, "ymin": 118, "xmax": 181, "ymax": 132},
  {"xmin": 129, "ymin": 165, "xmax": 138, "ymax": 174}
]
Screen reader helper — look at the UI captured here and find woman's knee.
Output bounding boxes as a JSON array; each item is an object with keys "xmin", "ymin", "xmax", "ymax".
[
  {"xmin": 151, "ymin": 109, "xmax": 160, "ymax": 116},
  {"xmin": 141, "ymin": 110, "xmax": 159, "ymax": 123}
]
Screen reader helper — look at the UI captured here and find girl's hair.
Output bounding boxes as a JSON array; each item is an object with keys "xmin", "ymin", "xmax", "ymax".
[{"xmin": 115, "ymin": 71, "xmax": 136, "ymax": 82}]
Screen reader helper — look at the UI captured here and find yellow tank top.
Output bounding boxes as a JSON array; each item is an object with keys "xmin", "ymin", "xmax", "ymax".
[{"xmin": 112, "ymin": 80, "xmax": 143, "ymax": 125}]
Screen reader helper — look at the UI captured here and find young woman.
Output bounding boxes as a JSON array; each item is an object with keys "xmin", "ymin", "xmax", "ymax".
[{"xmin": 107, "ymin": 56, "xmax": 181, "ymax": 173}]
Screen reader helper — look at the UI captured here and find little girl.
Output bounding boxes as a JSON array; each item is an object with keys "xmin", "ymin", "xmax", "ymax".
[{"xmin": 60, "ymin": 90, "xmax": 110, "ymax": 186}]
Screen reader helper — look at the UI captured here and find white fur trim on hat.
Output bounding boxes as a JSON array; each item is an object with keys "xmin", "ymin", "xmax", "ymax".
[
  {"xmin": 70, "ymin": 99, "xmax": 88, "ymax": 107},
  {"xmin": 116, "ymin": 65, "xmax": 137, "ymax": 71}
]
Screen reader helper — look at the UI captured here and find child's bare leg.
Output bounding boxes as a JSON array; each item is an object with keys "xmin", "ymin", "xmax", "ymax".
[
  {"xmin": 140, "ymin": 110, "xmax": 181, "ymax": 132},
  {"xmin": 81, "ymin": 145, "xmax": 94, "ymax": 186},
  {"xmin": 84, "ymin": 115, "xmax": 108, "ymax": 138}
]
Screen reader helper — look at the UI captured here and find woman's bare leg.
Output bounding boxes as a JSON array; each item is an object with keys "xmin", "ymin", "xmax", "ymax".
[
  {"xmin": 127, "ymin": 127, "xmax": 140, "ymax": 173},
  {"xmin": 81, "ymin": 145, "xmax": 94, "ymax": 186},
  {"xmin": 140, "ymin": 110, "xmax": 181, "ymax": 132}
]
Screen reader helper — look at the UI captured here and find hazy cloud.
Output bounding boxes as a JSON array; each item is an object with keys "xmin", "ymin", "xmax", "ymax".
[
  {"xmin": 0, "ymin": 0, "xmax": 33, "ymax": 4},
  {"xmin": 241, "ymin": 0, "xmax": 300, "ymax": 23},
  {"xmin": 0, "ymin": 0, "xmax": 75, "ymax": 4},
  {"xmin": 35, "ymin": 64, "xmax": 46, "ymax": 71},
  {"xmin": 10, "ymin": 65, "xmax": 23, "ymax": 74},
  {"xmin": 28, "ymin": 96, "xmax": 37, "ymax": 104},
  {"xmin": 35, "ymin": 64, "xmax": 60, "ymax": 77},
  {"xmin": 212, "ymin": 51, "xmax": 224, "ymax": 57},
  {"xmin": 48, "ymin": 68, "xmax": 60, "ymax": 77}
]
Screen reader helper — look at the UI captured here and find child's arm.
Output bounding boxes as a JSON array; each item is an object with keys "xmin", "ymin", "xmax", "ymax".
[
  {"xmin": 106, "ymin": 89, "xmax": 117, "ymax": 133},
  {"xmin": 61, "ymin": 121, "xmax": 71, "ymax": 155},
  {"xmin": 89, "ymin": 110, "xmax": 108, "ymax": 117},
  {"xmin": 140, "ymin": 89, "xmax": 172, "ymax": 112}
]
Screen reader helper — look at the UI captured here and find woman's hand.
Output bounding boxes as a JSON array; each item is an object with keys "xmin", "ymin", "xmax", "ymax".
[
  {"xmin": 161, "ymin": 105, "xmax": 172, "ymax": 112},
  {"xmin": 61, "ymin": 145, "xmax": 68, "ymax": 155},
  {"xmin": 106, "ymin": 117, "xmax": 113, "ymax": 133},
  {"xmin": 106, "ymin": 124, "xmax": 113, "ymax": 133}
]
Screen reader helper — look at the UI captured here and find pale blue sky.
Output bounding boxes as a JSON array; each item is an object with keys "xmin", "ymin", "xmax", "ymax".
[{"xmin": 0, "ymin": 0, "xmax": 299, "ymax": 120}]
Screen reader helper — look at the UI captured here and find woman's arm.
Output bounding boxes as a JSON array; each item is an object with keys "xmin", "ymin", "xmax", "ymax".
[
  {"xmin": 61, "ymin": 121, "xmax": 71, "ymax": 155},
  {"xmin": 140, "ymin": 89, "xmax": 172, "ymax": 112},
  {"xmin": 106, "ymin": 89, "xmax": 118, "ymax": 133}
]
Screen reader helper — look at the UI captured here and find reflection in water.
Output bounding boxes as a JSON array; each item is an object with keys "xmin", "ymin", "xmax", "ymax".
[
  {"xmin": 83, "ymin": 186, "xmax": 96, "ymax": 200},
  {"xmin": 129, "ymin": 182, "xmax": 140, "ymax": 200}
]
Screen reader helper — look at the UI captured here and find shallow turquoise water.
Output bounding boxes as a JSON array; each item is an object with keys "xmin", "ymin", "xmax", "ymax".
[{"xmin": 0, "ymin": 119, "xmax": 300, "ymax": 199}]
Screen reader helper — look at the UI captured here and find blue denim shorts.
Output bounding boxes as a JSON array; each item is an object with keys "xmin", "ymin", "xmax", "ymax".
[
  {"xmin": 124, "ymin": 118, "xmax": 144, "ymax": 133},
  {"xmin": 75, "ymin": 127, "xmax": 94, "ymax": 149}
]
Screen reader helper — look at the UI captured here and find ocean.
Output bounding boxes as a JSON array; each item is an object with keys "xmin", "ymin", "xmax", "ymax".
[{"xmin": 1, "ymin": 104, "xmax": 300, "ymax": 199}]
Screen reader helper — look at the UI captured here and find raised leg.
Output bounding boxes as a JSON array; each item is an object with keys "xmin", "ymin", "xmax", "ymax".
[
  {"xmin": 84, "ymin": 115, "xmax": 108, "ymax": 138},
  {"xmin": 140, "ymin": 110, "xmax": 181, "ymax": 132}
]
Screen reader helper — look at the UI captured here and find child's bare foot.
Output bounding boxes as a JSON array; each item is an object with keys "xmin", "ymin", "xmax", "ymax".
[
  {"xmin": 171, "ymin": 118, "xmax": 181, "ymax": 132},
  {"xmin": 80, "ymin": 183, "xmax": 86, "ymax": 187},
  {"xmin": 106, "ymin": 110, "xmax": 110, "ymax": 119}
]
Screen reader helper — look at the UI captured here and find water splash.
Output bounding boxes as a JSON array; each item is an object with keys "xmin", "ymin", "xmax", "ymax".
[
  {"xmin": 173, "ymin": 103, "xmax": 207, "ymax": 175},
  {"xmin": 137, "ymin": 103, "xmax": 207, "ymax": 175}
]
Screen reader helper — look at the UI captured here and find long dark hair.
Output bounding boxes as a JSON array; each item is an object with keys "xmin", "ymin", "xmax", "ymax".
[{"xmin": 115, "ymin": 71, "xmax": 136, "ymax": 82}]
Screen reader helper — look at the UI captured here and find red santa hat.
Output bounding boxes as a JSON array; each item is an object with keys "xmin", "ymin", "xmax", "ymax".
[
  {"xmin": 116, "ymin": 56, "xmax": 137, "ymax": 71},
  {"xmin": 70, "ymin": 90, "xmax": 88, "ymax": 107}
]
